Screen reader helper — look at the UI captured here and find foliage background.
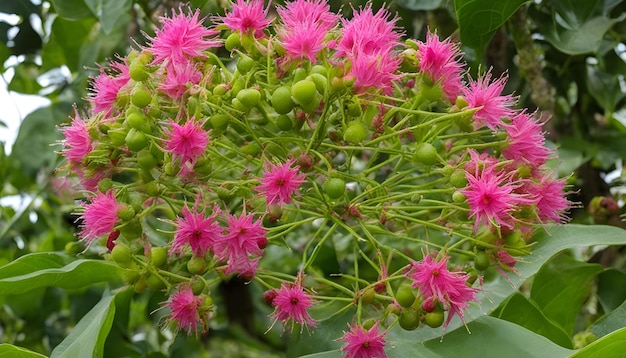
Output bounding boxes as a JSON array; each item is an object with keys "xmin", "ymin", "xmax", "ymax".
[{"xmin": 1, "ymin": 0, "xmax": 626, "ymax": 356}]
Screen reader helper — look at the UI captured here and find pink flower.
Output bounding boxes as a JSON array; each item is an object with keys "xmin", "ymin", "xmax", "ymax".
[
  {"xmin": 502, "ymin": 111, "xmax": 552, "ymax": 168},
  {"xmin": 349, "ymin": 51, "xmax": 401, "ymax": 93},
  {"xmin": 61, "ymin": 108, "xmax": 93, "ymax": 164},
  {"xmin": 79, "ymin": 190, "xmax": 121, "ymax": 246},
  {"xmin": 256, "ymin": 159, "xmax": 306, "ymax": 206},
  {"xmin": 407, "ymin": 253, "xmax": 478, "ymax": 330},
  {"xmin": 148, "ymin": 8, "xmax": 220, "ymax": 66},
  {"xmin": 165, "ymin": 285, "xmax": 210, "ymax": 335},
  {"xmin": 337, "ymin": 5, "xmax": 400, "ymax": 58},
  {"xmin": 461, "ymin": 165, "xmax": 530, "ymax": 231},
  {"xmin": 463, "ymin": 72, "xmax": 516, "ymax": 130},
  {"xmin": 214, "ymin": 211, "xmax": 267, "ymax": 278},
  {"xmin": 171, "ymin": 205, "xmax": 223, "ymax": 257},
  {"xmin": 276, "ymin": 0, "xmax": 339, "ymax": 62},
  {"xmin": 89, "ymin": 58, "xmax": 131, "ymax": 115},
  {"xmin": 416, "ymin": 31, "xmax": 464, "ymax": 103},
  {"xmin": 340, "ymin": 321, "xmax": 388, "ymax": 358},
  {"xmin": 164, "ymin": 118, "xmax": 209, "ymax": 164},
  {"xmin": 158, "ymin": 61, "xmax": 203, "ymax": 99},
  {"xmin": 269, "ymin": 276, "xmax": 317, "ymax": 331},
  {"xmin": 526, "ymin": 175, "xmax": 570, "ymax": 223},
  {"xmin": 218, "ymin": 0, "xmax": 271, "ymax": 37}
]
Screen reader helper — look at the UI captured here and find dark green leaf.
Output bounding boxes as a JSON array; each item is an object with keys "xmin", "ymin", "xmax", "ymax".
[
  {"xmin": 539, "ymin": 14, "xmax": 626, "ymax": 55},
  {"xmin": 397, "ymin": 0, "xmax": 443, "ymax": 11},
  {"xmin": 84, "ymin": 0, "xmax": 133, "ymax": 35},
  {"xmin": 49, "ymin": 0, "xmax": 93, "ymax": 20},
  {"xmin": 50, "ymin": 291, "xmax": 117, "ymax": 358},
  {"xmin": 530, "ymin": 254, "xmax": 603, "ymax": 335},
  {"xmin": 546, "ymin": 0, "xmax": 600, "ymax": 30},
  {"xmin": 0, "ymin": 344, "xmax": 48, "ymax": 358},
  {"xmin": 596, "ymin": 269, "xmax": 626, "ymax": 313},
  {"xmin": 0, "ymin": 252, "xmax": 68, "ymax": 280},
  {"xmin": 494, "ymin": 292, "xmax": 573, "ymax": 348},
  {"xmin": 8, "ymin": 62, "xmax": 42, "ymax": 94},
  {"xmin": 42, "ymin": 17, "xmax": 96, "ymax": 72},
  {"xmin": 0, "ymin": 253, "xmax": 122, "ymax": 295},
  {"xmin": 570, "ymin": 327, "xmax": 626, "ymax": 357},
  {"xmin": 454, "ymin": 0, "xmax": 531, "ymax": 59},
  {"xmin": 586, "ymin": 64, "xmax": 625, "ymax": 113},
  {"xmin": 590, "ymin": 300, "xmax": 626, "ymax": 339}
]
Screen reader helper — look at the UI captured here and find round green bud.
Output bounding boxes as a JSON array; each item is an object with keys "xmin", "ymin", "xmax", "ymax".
[
  {"xmin": 452, "ymin": 191, "xmax": 466, "ymax": 203},
  {"xmin": 236, "ymin": 88, "xmax": 261, "ymax": 109},
  {"xmin": 395, "ymin": 283, "xmax": 416, "ymax": 308},
  {"xmin": 137, "ymin": 149, "xmax": 158, "ymax": 171},
  {"xmin": 474, "ymin": 250, "xmax": 490, "ymax": 271},
  {"xmin": 146, "ymin": 273, "xmax": 165, "ymax": 290},
  {"xmin": 271, "ymin": 86, "xmax": 295, "ymax": 114},
  {"xmin": 324, "ymin": 177, "xmax": 346, "ymax": 199},
  {"xmin": 187, "ymin": 256, "xmax": 206, "ymax": 275},
  {"xmin": 236, "ymin": 54, "xmax": 255, "ymax": 74},
  {"xmin": 343, "ymin": 121, "xmax": 368, "ymax": 144},
  {"xmin": 414, "ymin": 142, "xmax": 438, "ymax": 165},
  {"xmin": 291, "ymin": 79, "xmax": 317, "ymax": 106},
  {"xmin": 399, "ymin": 307, "xmax": 420, "ymax": 331},
  {"xmin": 111, "ymin": 243, "xmax": 132, "ymax": 268},
  {"xmin": 225, "ymin": 33, "xmax": 241, "ymax": 51},
  {"xmin": 125, "ymin": 128, "xmax": 148, "ymax": 152},
  {"xmin": 276, "ymin": 115, "xmax": 294, "ymax": 131},
  {"xmin": 129, "ymin": 60, "xmax": 150, "ymax": 82},
  {"xmin": 131, "ymin": 88, "xmax": 152, "ymax": 108},
  {"xmin": 424, "ymin": 310, "xmax": 445, "ymax": 328},
  {"xmin": 449, "ymin": 169, "xmax": 468, "ymax": 188},
  {"xmin": 150, "ymin": 247, "xmax": 167, "ymax": 268}
]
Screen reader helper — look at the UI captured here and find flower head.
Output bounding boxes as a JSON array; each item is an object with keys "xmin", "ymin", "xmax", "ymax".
[
  {"xmin": 148, "ymin": 8, "xmax": 220, "ymax": 66},
  {"xmin": 349, "ymin": 51, "xmax": 401, "ymax": 93},
  {"xmin": 61, "ymin": 108, "xmax": 93, "ymax": 164},
  {"xmin": 269, "ymin": 275, "xmax": 317, "ymax": 331},
  {"xmin": 214, "ymin": 211, "xmax": 266, "ymax": 278},
  {"xmin": 340, "ymin": 321, "xmax": 388, "ymax": 358},
  {"xmin": 256, "ymin": 159, "xmax": 306, "ymax": 206},
  {"xmin": 502, "ymin": 111, "xmax": 552, "ymax": 168},
  {"xmin": 461, "ymin": 165, "xmax": 531, "ymax": 231},
  {"xmin": 89, "ymin": 58, "xmax": 131, "ymax": 115},
  {"xmin": 165, "ymin": 285, "xmax": 210, "ymax": 335},
  {"xmin": 416, "ymin": 31, "xmax": 464, "ymax": 103},
  {"xmin": 158, "ymin": 61, "xmax": 203, "ymax": 99},
  {"xmin": 164, "ymin": 118, "xmax": 209, "ymax": 164},
  {"xmin": 171, "ymin": 204, "xmax": 223, "ymax": 257},
  {"xmin": 276, "ymin": 0, "xmax": 339, "ymax": 62},
  {"xmin": 218, "ymin": 0, "xmax": 271, "ymax": 37},
  {"xmin": 526, "ymin": 175, "xmax": 570, "ymax": 223},
  {"xmin": 79, "ymin": 190, "xmax": 121, "ymax": 246},
  {"xmin": 463, "ymin": 72, "xmax": 516, "ymax": 130},
  {"xmin": 407, "ymin": 253, "xmax": 478, "ymax": 329}
]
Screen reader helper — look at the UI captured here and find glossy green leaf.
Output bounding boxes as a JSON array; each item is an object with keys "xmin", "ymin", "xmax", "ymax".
[
  {"xmin": 8, "ymin": 62, "xmax": 43, "ymax": 94},
  {"xmin": 596, "ymin": 269, "xmax": 626, "ymax": 313},
  {"xmin": 84, "ymin": 0, "xmax": 133, "ymax": 35},
  {"xmin": 493, "ymin": 292, "xmax": 572, "ymax": 348},
  {"xmin": 0, "ymin": 253, "xmax": 122, "ymax": 295},
  {"xmin": 531, "ymin": 254, "xmax": 603, "ymax": 335},
  {"xmin": 590, "ymin": 300, "xmax": 626, "ymax": 339},
  {"xmin": 49, "ymin": 0, "xmax": 93, "ymax": 20},
  {"xmin": 50, "ymin": 291, "xmax": 117, "ymax": 358},
  {"xmin": 42, "ymin": 17, "xmax": 96, "ymax": 72},
  {"xmin": 397, "ymin": 0, "xmax": 443, "ymax": 11},
  {"xmin": 547, "ymin": 0, "xmax": 600, "ymax": 30},
  {"xmin": 570, "ymin": 327, "xmax": 626, "ymax": 358},
  {"xmin": 586, "ymin": 64, "xmax": 626, "ymax": 113},
  {"xmin": 454, "ymin": 0, "xmax": 531, "ymax": 59},
  {"xmin": 0, "ymin": 344, "xmax": 48, "ymax": 358}
]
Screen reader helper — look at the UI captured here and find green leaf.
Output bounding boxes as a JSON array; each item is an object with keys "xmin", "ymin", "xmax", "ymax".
[
  {"xmin": 397, "ymin": 0, "xmax": 443, "ymax": 11},
  {"xmin": 571, "ymin": 327, "xmax": 626, "ymax": 358},
  {"xmin": 0, "ymin": 252, "xmax": 123, "ymax": 295},
  {"xmin": 0, "ymin": 42, "xmax": 11, "ymax": 72},
  {"xmin": 454, "ymin": 0, "xmax": 531, "ymax": 59},
  {"xmin": 590, "ymin": 300, "xmax": 626, "ymax": 339},
  {"xmin": 84, "ymin": 0, "xmax": 133, "ymax": 35},
  {"xmin": 49, "ymin": 0, "xmax": 93, "ymax": 20},
  {"xmin": 547, "ymin": 0, "xmax": 600, "ymax": 30},
  {"xmin": 530, "ymin": 254, "xmax": 604, "ymax": 335},
  {"xmin": 50, "ymin": 291, "xmax": 117, "ymax": 358},
  {"xmin": 596, "ymin": 269, "xmax": 626, "ymax": 313},
  {"xmin": 8, "ymin": 62, "xmax": 42, "ymax": 94},
  {"xmin": 42, "ymin": 17, "xmax": 96, "ymax": 72},
  {"xmin": 493, "ymin": 292, "xmax": 573, "ymax": 348},
  {"xmin": 586, "ymin": 64, "xmax": 625, "ymax": 113},
  {"xmin": 0, "ymin": 344, "xmax": 48, "ymax": 358}
]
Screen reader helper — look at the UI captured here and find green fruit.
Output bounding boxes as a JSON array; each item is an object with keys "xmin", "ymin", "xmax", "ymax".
[
  {"xmin": 145, "ymin": 181, "xmax": 162, "ymax": 197},
  {"xmin": 98, "ymin": 178, "xmax": 113, "ymax": 194},
  {"xmin": 324, "ymin": 177, "xmax": 346, "ymax": 199},
  {"xmin": 192, "ymin": 278, "xmax": 206, "ymax": 295},
  {"xmin": 111, "ymin": 244, "xmax": 132, "ymax": 268},
  {"xmin": 134, "ymin": 276, "xmax": 148, "ymax": 293},
  {"xmin": 146, "ymin": 273, "xmax": 165, "ymax": 290},
  {"xmin": 399, "ymin": 308, "xmax": 420, "ymax": 330},
  {"xmin": 129, "ymin": 60, "xmax": 150, "ymax": 82},
  {"xmin": 474, "ymin": 251, "xmax": 490, "ymax": 271},
  {"xmin": 346, "ymin": 98, "xmax": 362, "ymax": 117},
  {"xmin": 151, "ymin": 247, "xmax": 167, "ymax": 267},
  {"xmin": 225, "ymin": 33, "xmax": 241, "ymax": 51},
  {"xmin": 187, "ymin": 256, "xmax": 206, "ymax": 275},
  {"xmin": 213, "ymin": 84, "xmax": 229, "ymax": 96},
  {"xmin": 414, "ymin": 142, "xmax": 438, "ymax": 165},
  {"xmin": 237, "ymin": 54, "xmax": 255, "ymax": 74},
  {"xmin": 452, "ymin": 191, "xmax": 466, "ymax": 203},
  {"xmin": 311, "ymin": 65, "xmax": 327, "ymax": 76},
  {"xmin": 395, "ymin": 283, "xmax": 416, "ymax": 308},
  {"xmin": 292, "ymin": 67, "xmax": 307, "ymax": 83},
  {"xmin": 276, "ymin": 115, "xmax": 293, "ymax": 131},
  {"xmin": 126, "ymin": 111, "xmax": 145, "ymax": 130},
  {"xmin": 122, "ymin": 269, "xmax": 140, "ymax": 285},
  {"xmin": 125, "ymin": 128, "xmax": 148, "ymax": 152},
  {"xmin": 117, "ymin": 204, "xmax": 135, "ymax": 221},
  {"xmin": 131, "ymin": 88, "xmax": 152, "ymax": 108},
  {"xmin": 360, "ymin": 287, "xmax": 376, "ymax": 305},
  {"xmin": 65, "ymin": 241, "xmax": 83, "ymax": 255},
  {"xmin": 307, "ymin": 73, "xmax": 327, "ymax": 93},
  {"xmin": 424, "ymin": 310, "xmax": 445, "ymax": 328},
  {"xmin": 137, "ymin": 149, "xmax": 158, "ymax": 171},
  {"xmin": 241, "ymin": 142, "xmax": 261, "ymax": 156},
  {"xmin": 343, "ymin": 121, "xmax": 367, "ymax": 144},
  {"xmin": 210, "ymin": 114, "xmax": 229, "ymax": 131},
  {"xmin": 271, "ymin": 86, "xmax": 295, "ymax": 114},
  {"xmin": 236, "ymin": 88, "xmax": 261, "ymax": 109},
  {"xmin": 291, "ymin": 79, "xmax": 317, "ymax": 105},
  {"xmin": 449, "ymin": 169, "xmax": 468, "ymax": 188}
]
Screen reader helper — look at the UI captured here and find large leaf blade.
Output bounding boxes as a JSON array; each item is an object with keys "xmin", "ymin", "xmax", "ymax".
[{"xmin": 0, "ymin": 344, "xmax": 48, "ymax": 358}]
